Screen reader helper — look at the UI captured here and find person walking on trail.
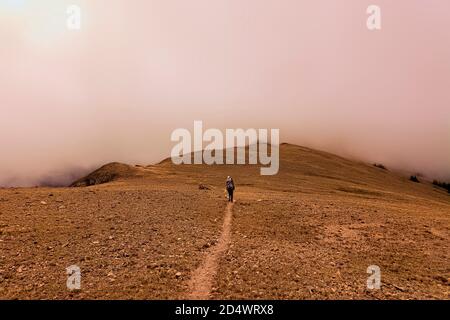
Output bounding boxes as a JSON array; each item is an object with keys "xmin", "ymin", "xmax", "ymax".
[{"xmin": 226, "ymin": 176, "xmax": 235, "ymax": 203}]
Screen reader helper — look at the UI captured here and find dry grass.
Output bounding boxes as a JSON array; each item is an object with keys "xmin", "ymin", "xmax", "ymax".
[{"xmin": 0, "ymin": 144, "xmax": 449, "ymax": 299}]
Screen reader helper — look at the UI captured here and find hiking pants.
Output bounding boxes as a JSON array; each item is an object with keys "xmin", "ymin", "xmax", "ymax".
[{"xmin": 227, "ymin": 189, "xmax": 234, "ymax": 202}]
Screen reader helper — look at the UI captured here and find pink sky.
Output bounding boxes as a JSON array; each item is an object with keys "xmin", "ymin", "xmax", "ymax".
[{"xmin": 1, "ymin": 0, "xmax": 449, "ymax": 186}]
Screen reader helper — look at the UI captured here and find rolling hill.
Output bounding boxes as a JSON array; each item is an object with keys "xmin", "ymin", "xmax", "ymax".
[{"xmin": 0, "ymin": 143, "xmax": 448, "ymax": 299}]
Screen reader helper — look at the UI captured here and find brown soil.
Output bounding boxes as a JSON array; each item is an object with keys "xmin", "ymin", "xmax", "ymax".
[
  {"xmin": 187, "ymin": 203, "xmax": 233, "ymax": 300},
  {"xmin": 0, "ymin": 144, "xmax": 449, "ymax": 299}
]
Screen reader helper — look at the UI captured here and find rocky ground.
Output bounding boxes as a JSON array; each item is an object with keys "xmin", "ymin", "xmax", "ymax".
[{"xmin": 0, "ymin": 144, "xmax": 449, "ymax": 299}]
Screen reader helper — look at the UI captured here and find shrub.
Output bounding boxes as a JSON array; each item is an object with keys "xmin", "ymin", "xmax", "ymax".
[
  {"xmin": 410, "ymin": 176, "xmax": 420, "ymax": 183},
  {"xmin": 433, "ymin": 180, "xmax": 450, "ymax": 193},
  {"xmin": 373, "ymin": 163, "xmax": 387, "ymax": 170}
]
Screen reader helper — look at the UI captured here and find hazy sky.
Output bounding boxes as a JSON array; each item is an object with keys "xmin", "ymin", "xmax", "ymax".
[{"xmin": 1, "ymin": 0, "xmax": 449, "ymax": 186}]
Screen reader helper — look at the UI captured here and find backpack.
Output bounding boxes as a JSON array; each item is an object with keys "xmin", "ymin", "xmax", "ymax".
[{"xmin": 226, "ymin": 180, "xmax": 234, "ymax": 190}]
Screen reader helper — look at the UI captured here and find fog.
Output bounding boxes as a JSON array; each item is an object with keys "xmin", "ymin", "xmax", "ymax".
[{"xmin": 1, "ymin": 0, "xmax": 449, "ymax": 187}]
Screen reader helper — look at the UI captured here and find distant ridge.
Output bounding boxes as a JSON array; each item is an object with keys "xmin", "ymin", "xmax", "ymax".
[{"xmin": 69, "ymin": 144, "xmax": 450, "ymax": 203}]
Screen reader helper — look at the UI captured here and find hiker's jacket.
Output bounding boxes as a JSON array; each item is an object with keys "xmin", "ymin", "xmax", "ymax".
[{"xmin": 226, "ymin": 180, "xmax": 235, "ymax": 191}]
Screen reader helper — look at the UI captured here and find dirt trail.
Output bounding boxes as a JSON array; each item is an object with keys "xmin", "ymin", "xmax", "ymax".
[{"xmin": 186, "ymin": 202, "xmax": 233, "ymax": 300}]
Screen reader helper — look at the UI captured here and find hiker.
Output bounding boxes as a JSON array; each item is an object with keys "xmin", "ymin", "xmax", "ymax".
[{"xmin": 226, "ymin": 176, "xmax": 235, "ymax": 202}]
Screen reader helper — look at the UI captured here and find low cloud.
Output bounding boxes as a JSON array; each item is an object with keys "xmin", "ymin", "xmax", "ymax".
[{"xmin": 1, "ymin": 0, "xmax": 449, "ymax": 186}]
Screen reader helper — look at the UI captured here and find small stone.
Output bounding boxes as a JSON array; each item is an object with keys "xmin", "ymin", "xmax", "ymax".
[
  {"xmin": 175, "ymin": 272, "xmax": 182, "ymax": 278},
  {"xmin": 40, "ymin": 201, "xmax": 47, "ymax": 205}
]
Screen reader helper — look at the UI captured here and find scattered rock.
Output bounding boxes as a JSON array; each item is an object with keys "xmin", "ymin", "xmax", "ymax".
[{"xmin": 433, "ymin": 275, "xmax": 448, "ymax": 284}]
